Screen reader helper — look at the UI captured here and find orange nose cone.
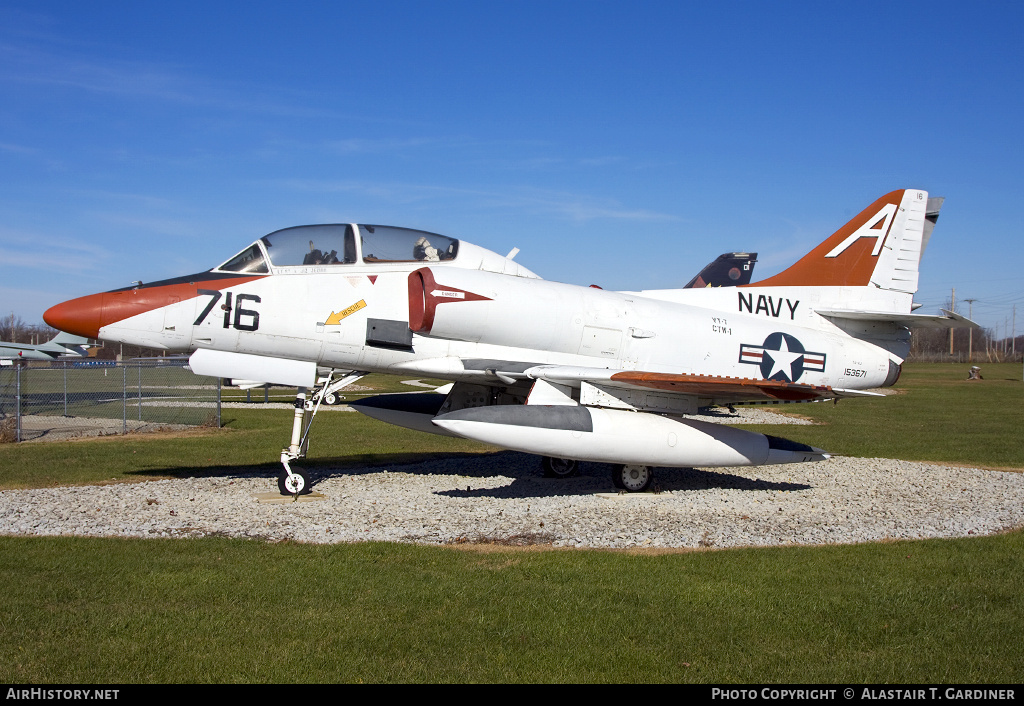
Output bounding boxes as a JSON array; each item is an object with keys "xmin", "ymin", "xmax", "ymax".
[{"xmin": 44, "ymin": 293, "xmax": 106, "ymax": 339}]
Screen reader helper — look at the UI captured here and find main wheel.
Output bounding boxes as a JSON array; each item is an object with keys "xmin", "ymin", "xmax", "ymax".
[
  {"xmin": 323, "ymin": 391, "xmax": 338, "ymax": 405},
  {"xmin": 612, "ymin": 464, "xmax": 652, "ymax": 492},
  {"xmin": 542, "ymin": 456, "xmax": 580, "ymax": 478},
  {"xmin": 278, "ymin": 469, "xmax": 311, "ymax": 495}
]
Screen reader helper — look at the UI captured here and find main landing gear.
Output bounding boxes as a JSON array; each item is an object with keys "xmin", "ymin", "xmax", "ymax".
[
  {"xmin": 541, "ymin": 456, "xmax": 580, "ymax": 478},
  {"xmin": 611, "ymin": 464, "xmax": 653, "ymax": 493},
  {"xmin": 278, "ymin": 369, "xmax": 366, "ymax": 496},
  {"xmin": 541, "ymin": 456, "xmax": 655, "ymax": 492}
]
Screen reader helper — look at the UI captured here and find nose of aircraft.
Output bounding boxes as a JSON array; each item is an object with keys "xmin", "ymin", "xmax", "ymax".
[{"xmin": 44, "ymin": 293, "xmax": 106, "ymax": 339}]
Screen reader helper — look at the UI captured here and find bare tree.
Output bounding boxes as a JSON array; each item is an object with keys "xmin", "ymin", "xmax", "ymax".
[{"xmin": 0, "ymin": 313, "xmax": 56, "ymax": 344}]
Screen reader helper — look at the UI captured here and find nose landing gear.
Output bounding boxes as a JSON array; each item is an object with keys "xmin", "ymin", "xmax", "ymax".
[{"xmin": 278, "ymin": 370, "xmax": 367, "ymax": 496}]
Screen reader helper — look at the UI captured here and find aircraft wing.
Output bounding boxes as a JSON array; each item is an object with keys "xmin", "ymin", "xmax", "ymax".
[
  {"xmin": 392, "ymin": 356, "xmax": 879, "ymax": 407},
  {"xmin": 521, "ymin": 363, "xmax": 880, "ymax": 409}
]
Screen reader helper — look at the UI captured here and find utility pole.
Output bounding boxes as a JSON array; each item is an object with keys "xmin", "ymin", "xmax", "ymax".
[
  {"xmin": 949, "ymin": 288, "xmax": 956, "ymax": 356},
  {"xmin": 963, "ymin": 298, "xmax": 977, "ymax": 362}
]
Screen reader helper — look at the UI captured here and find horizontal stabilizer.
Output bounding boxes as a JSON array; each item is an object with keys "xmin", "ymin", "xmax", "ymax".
[{"xmin": 815, "ymin": 308, "xmax": 979, "ymax": 329}]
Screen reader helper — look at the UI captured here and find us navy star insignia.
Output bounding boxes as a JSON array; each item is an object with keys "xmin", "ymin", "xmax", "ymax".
[{"xmin": 738, "ymin": 333, "xmax": 827, "ymax": 382}]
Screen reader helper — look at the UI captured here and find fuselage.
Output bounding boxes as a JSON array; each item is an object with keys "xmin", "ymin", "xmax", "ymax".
[{"xmin": 44, "ymin": 222, "xmax": 905, "ymax": 392}]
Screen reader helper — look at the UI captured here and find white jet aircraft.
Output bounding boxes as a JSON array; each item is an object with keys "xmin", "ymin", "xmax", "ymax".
[
  {"xmin": 0, "ymin": 331, "xmax": 90, "ymax": 361},
  {"xmin": 44, "ymin": 189, "xmax": 973, "ymax": 494}
]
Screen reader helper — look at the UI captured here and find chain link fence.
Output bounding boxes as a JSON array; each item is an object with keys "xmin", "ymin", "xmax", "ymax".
[{"xmin": 0, "ymin": 358, "xmax": 221, "ymax": 443}]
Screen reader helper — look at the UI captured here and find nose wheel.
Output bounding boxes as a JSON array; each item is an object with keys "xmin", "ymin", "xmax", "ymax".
[
  {"xmin": 278, "ymin": 468, "xmax": 311, "ymax": 496},
  {"xmin": 612, "ymin": 464, "xmax": 653, "ymax": 492}
]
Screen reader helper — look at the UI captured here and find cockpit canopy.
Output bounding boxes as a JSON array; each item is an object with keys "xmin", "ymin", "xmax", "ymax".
[{"xmin": 216, "ymin": 224, "xmax": 460, "ymax": 274}]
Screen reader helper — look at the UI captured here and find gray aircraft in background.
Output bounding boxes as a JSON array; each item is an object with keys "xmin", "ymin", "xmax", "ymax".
[{"xmin": 0, "ymin": 331, "xmax": 90, "ymax": 361}]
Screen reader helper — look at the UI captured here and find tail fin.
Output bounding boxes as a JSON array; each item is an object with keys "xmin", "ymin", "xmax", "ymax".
[
  {"xmin": 750, "ymin": 189, "xmax": 933, "ymax": 292},
  {"xmin": 919, "ymin": 196, "xmax": 944, "ymax": 261},
  {"xmin": 684, "ymin": 252, "xmax": 758, "ymax": 288},
  {"xmin": 42, "ymin": 331, "xmax": 90, "ymax": 353}
]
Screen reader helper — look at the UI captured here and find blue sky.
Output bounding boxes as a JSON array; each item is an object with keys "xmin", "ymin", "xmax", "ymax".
[{"xmin": 2, "ymin": 1, "xmax": 1022, "ymax": 334}]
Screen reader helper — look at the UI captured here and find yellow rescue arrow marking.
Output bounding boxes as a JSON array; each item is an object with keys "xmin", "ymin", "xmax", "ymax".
[{"xmin": 325, "ymin": 299, "xmax": 367, "ymax": 325}]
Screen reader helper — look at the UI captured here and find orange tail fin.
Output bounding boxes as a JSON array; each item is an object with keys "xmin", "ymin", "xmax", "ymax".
[{"xmin": 750, "ymin": 189, "xmax": 933, "ymax": 292}]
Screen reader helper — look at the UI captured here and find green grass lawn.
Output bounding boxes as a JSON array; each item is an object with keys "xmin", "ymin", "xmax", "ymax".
[
  {"xmin": 2, "ymin": 532, "xmax": 1021, "ymax": 683},
  {"xmin": 0, "ymin": 363, "xmax": 1021, "ymax": 683},
  {"xmin": 736, "ymin": 363, "xmax": 1024, "ymax": 469}
]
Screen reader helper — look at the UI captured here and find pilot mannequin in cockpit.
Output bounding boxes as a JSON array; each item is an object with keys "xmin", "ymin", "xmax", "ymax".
[
  {"xmin": 413, "ymin": 236, "xmax": 440, "ymax": 262},
  {"xmin": 304, "ymin": 240, "xmax": 340, "ymax": 265}
]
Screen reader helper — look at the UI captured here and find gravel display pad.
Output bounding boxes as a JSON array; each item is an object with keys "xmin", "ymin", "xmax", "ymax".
[{"xmin": 2, "ymin": 451, "xmax": 1021, "ymax": 550}]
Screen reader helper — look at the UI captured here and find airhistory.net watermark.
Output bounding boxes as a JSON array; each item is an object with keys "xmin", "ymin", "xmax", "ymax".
[{"xmin": 6, "ymin": 690, "xmax": 119, "ymax": 701}]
